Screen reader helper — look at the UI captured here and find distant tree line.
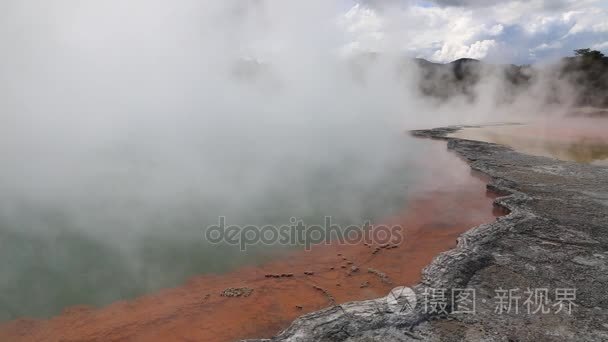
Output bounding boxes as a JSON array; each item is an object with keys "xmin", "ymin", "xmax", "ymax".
[
  {"xmin": 561, "ymin": 49, "xmax": 608, "ymax": 107},
  {"xmin": 415, "ymin": 48, "xmax": 608, "ymax": 108}
]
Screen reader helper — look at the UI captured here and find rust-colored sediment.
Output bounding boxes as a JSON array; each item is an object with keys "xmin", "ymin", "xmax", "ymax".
[{"xmin": 0, "ymin": 140, "xmax": 502, "ymax": 342}]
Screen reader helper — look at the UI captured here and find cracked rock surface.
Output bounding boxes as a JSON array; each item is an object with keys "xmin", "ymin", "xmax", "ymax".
[{"xmin": 245, "ymin": 126, "xmax": 608, "ymax": 342}]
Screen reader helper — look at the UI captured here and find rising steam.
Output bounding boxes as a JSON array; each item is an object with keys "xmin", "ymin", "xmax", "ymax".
[{"xmin": 0, "ymin": 0, "xmax": 586, "ymax": 320}]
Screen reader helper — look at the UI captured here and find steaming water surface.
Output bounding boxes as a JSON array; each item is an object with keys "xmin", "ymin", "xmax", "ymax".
[{"xmin": 0, "ymin": 133, "xmax": 441, "ymax": 321}]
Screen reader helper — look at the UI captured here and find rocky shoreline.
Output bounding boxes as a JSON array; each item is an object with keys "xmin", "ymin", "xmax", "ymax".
[{"xmin": 246, "ymin": 126, "xmax": 608, "ymax": 341}]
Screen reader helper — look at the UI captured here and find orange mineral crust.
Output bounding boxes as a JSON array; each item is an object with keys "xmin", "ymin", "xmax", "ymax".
[{"xmin": 0, "ymin": 140, "xmax": 502, "ymax": 342}]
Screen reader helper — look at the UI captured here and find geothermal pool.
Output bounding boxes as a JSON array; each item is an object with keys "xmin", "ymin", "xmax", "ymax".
[
  {"xmin": 0, "ymin": 133, "xmax": 482, "ymax": 322},
  {"xmin": 0, "ymin": 136, "xmax": 501, "ymax": 342}
]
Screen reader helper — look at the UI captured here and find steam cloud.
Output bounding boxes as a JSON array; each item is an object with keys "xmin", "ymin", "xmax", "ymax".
[{"xmin": 0, "ymin": 0, "xmax": 586, "ymax": 320}]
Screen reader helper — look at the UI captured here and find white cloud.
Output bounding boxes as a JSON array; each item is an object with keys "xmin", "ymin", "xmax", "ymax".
[
  {"xmin": 592, "ymin": 41, "xmax": 608, "ymax": 50},
  {"xmin": 339, "ymin": 0, "xmax": 608, "ymax": 63},
  {"xmin": 341, "ymin": 4, "xmax": 383, "ymax": 34},
  {"xmin": 532, "ymin": 41, "xmax": 563, "ymax": 51},
  {"xmin": 433, "ymin": 39, "xmax": 497, "ymax": 62},
  {"xmin": 565, "ymin": 8, "xmax": 608, "ymax": 36},
  {"xmin": 339, "ymin": 3, "xmax": 388, "ymax": 54},
  {"xmin": 488, "ymin": 24, "xmax": 504, "ymax": 36}
]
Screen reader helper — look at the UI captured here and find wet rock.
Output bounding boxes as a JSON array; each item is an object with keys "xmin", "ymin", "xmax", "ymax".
[
  {"xmin": 264, "ymin": 274, "xmax": 281, "ymax": 278},
  {"xmin": 220, "ymin": 287, "xmax": 253, "ymax": 298},
  {"xmin": 367, "ymin": 268, "xmax": 391, "ymax": 284},
  {"xmin": 312, "ymin": 285, "xmax": 335, "ymax": 304}
]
